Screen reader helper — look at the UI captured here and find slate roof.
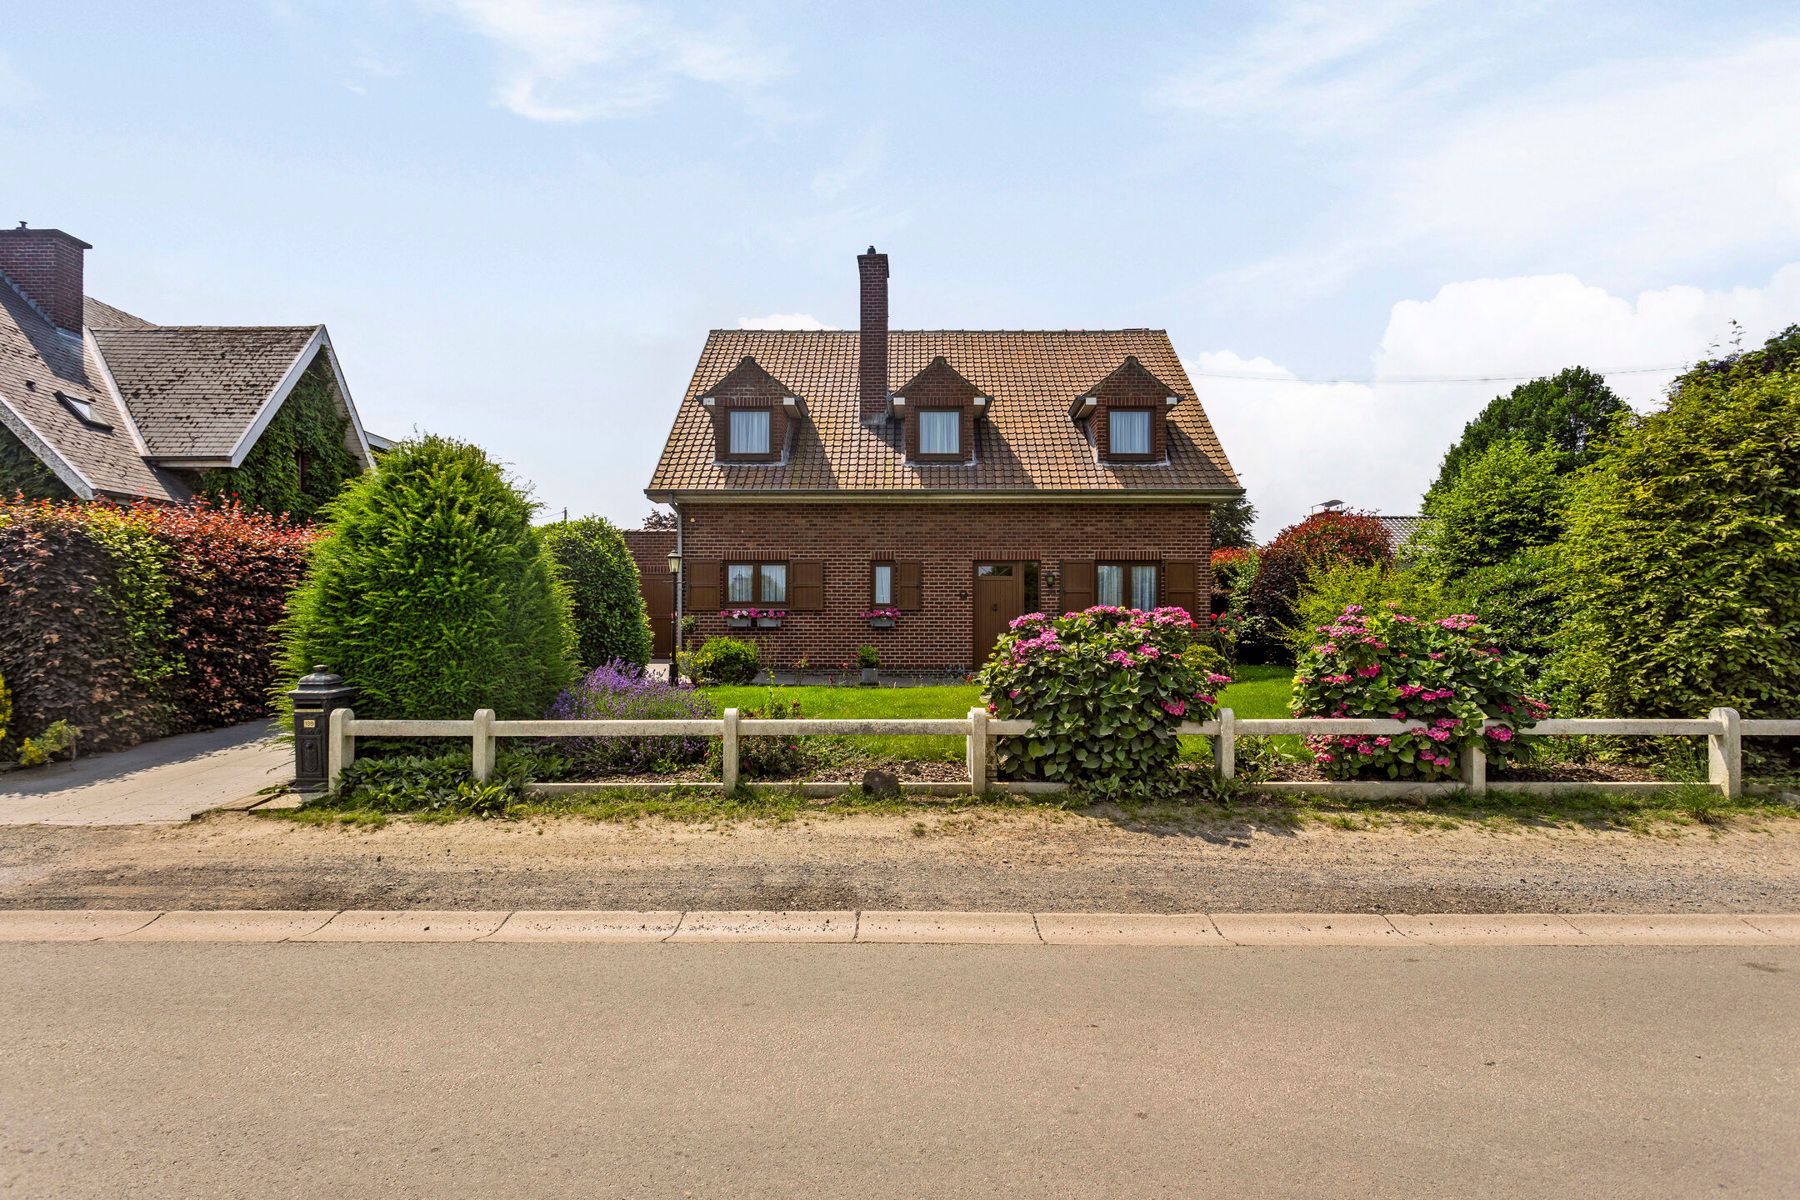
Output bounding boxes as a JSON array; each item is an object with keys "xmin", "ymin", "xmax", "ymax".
[
  {"xmin": 90, "ymin": 325, "xmax": 320, "ymax": 459},
  {"xmin": 647, "ymin": 329, "xmax": 1239, "ymax": 497},
  {"xmin": 1, "ymin": 261, "xmax": 370, "ymax": 500},
  {"xmin": 0, "ymin": 281, "xmax": 187, "ymax": 501},
  {"xmin": 1376, "ymin": 515, "xmax": 1430, "ymax": 554}
]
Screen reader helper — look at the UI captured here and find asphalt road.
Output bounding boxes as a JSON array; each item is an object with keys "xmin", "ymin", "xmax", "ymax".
[{"xmin": 4, "ymin": 944, "xmax": 1797, "ymax": 1198}]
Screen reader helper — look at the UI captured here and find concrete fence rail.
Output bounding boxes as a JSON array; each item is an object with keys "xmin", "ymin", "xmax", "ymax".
[{"xmin": 325, "ymin": 705, "xmax": 1790, "ymax": 801}]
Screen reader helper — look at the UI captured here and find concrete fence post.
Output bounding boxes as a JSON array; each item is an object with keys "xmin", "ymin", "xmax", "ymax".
[
  {"xmin": 472, "ymin": 709, "xmax": 496, "ymax": 782},
  {"xmin": 327, "ymin": 707, "xmax": 355, "ymax": 791},
  {"xmin": 1461, "ymin": 738, "xmax": 1487, "ymax": 796},
  {"xmin": 1707, "ymin": 707, "xmax": 1741, "ymax": 799},
  {"xmin": 1216, "ymin": 708, "xmax": 1236, "ymax": 780},
  {"xmin": 721, "ymin": 708, "xmax": 740, "ymax": 792},
  {"xmin": 968, "ymin": 707, "xmax": 989, "ymax": 794}
]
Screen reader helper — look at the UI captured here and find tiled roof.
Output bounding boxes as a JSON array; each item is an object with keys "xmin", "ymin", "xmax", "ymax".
[
  {"xmin": 83, "ymin": 297, "xmax": 154, "ymax": 330},
  {"xmin": 0, "ymin": 281, "xmax": 185, "ymax": 501},
  {"xmin": 647, "ymin": 329, "xmax": 1239, "ymax": 496},
  {"xmin": 91, "ymin": 325, "xmax": 319, "ymax": 459}
]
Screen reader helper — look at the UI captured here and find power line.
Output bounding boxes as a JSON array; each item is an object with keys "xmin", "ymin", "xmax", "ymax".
[{"xmin": 1190, "ymin": 363, "xmax": 1686, "ymax": 385}]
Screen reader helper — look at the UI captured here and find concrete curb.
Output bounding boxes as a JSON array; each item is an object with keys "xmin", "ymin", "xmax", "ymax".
[{"xmin": 2, "ymin": 910, "xmax": 1798, "ymax": 945}]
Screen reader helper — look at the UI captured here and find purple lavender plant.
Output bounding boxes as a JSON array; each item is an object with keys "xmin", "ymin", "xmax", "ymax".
[{"xmin": 547, "ymin": 660, "xmax": 717, "ymax": 775}]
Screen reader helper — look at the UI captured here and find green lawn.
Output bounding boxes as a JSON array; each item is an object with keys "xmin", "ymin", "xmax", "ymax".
[{"xmin": 702, "ymin": 667, "xmax": 1296, "ymax": 763}]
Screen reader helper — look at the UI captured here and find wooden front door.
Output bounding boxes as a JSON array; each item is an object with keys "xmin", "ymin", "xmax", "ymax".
[
  {"xmin": 973, "ymin": 562, "xmax": 1027, "ymax": 665},
  {"xmin": 643, "ymin": 573, "xmax": 675, "ymax": 659}
]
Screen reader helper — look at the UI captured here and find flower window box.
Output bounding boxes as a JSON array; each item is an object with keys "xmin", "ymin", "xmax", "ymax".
[{"xmin": 860, "ymin": 606, "xmax": 901, "ymax": 629}]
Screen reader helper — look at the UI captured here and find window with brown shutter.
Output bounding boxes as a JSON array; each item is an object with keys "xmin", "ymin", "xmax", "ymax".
[
  {"xmin": 790, "ymin": 560, "xmax": 824, "ymax": 611},
  {"xmin": 893, "ymin": 561, "xmax": 923, "ymax": 610},
  {"xmin": 1059, "ymin": 559, "xmax": 1095, "ymax": 613},
  {"xmin": 1162, "ymin": 560, "xmax": 1199, "ymax": 617},
  {"xmin": 687, "ymin": 558, "xmax": 721, "ymax": 612}
]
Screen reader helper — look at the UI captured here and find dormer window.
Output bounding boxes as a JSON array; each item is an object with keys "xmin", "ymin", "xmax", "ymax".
[
  {"xmin": 1073, "ymin": 355, "xmax": 1179, "ymax": 465},
  {"xmin": 918, "ymin": 409, "xmax": 960, "ymax": 457},
  {"xmin": 895, "ymin": 355, "xmax": 984, "ymax": 465},
  {"xmin": 701, "ymin": 355, "xmax": 803, "ymax": 464},
  {"xmin": 730, "ymin": 409, "xmax": 770, "ymax": 455},
  {"xmin": 1108, "ymin": 410, "xmax": 1150, "ymax": 456}
]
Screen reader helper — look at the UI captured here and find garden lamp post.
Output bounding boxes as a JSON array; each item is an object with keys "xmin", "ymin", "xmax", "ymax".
[{"xmin": 288, "ymin": 666, "xmax": 355, "ymax": 793}]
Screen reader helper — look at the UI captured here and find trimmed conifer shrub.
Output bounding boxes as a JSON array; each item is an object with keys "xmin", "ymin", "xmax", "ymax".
[
  {"xmin": 276, "ymin": 436, "xmax": 575, "ymax": 720},
  {"xmin": 539, "ymin": 515, "xmax": 653, "ymax": 670}
]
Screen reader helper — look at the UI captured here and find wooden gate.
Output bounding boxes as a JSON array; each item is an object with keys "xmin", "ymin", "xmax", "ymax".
[{"xmin": 642, "ymin": 572, "xmax": 675, "ymax": 659}]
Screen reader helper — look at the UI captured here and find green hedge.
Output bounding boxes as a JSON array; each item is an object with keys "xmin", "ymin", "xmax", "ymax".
[
  {"xmin": 276, "ymin": 436, "xmax": 575, "ymax": 720},
  {"xmin": 540, "ymin": 515, "xmax": 652, "ymax": 670},
  {"xmin": 0, "ymin": 499, "xmax": 315, "ymax": 760}
]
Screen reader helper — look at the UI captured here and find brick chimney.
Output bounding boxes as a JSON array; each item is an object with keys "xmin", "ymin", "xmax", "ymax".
[
  {"xmin": 0, "ymin": 224, "xmax": 90, "ymax": 334},
  {"xmin": 858, "ymin": 245, "xmax": 889, "ymax": 422}
]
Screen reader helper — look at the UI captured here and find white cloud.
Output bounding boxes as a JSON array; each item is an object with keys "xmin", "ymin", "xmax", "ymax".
[
  {"xmin": 1156, "ymin": 9, "xmax": 1800, "ymax": 300},
  {"xmin": 1196, "ymin": 264, "xmax": 1800, "ymax": 540},
  {"xmin": 737, "ymin": 313, "xmax": 835, "ymax": 330},
  {"xmin": 437, "ymin": 0, "xmax": 784, "ymax": 121}
]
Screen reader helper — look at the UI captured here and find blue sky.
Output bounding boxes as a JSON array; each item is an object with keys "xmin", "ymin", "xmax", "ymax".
[{"xmin": 5, "ymin": 1, "xmax": 1797, "ymax": 535}]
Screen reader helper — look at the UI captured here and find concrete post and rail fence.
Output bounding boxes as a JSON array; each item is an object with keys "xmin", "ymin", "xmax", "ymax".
[{"xmin": 325, "ymin": 705, "xmax": 1794, "ymax": 800}]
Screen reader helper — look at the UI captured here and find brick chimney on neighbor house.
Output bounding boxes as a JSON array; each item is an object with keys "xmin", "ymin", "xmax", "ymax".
[
  {"xmin": 858, "ymin": 245, "xmax": 889, "ymax": 422},
  {"xmin": 0, "ymin": 223, "xmax": 90, "ymax": 334}
]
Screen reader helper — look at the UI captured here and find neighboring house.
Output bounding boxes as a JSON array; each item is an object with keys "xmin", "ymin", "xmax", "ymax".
[
  {"xmin": 645, "ymin": 248, "xmax": 1242, "ymax": 670},
  {"xmin": 0, "ymin": 224, "xmax": 376, "ymax": 514},
  {"xmin": 1310, "ymin": 502, "xmax": 1431, "ymax": 560}
]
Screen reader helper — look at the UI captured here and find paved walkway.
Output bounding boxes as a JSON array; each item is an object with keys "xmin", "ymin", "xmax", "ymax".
[{"xmin": 0, "ymin": 721, "xmax": 290, "ymax": 825}]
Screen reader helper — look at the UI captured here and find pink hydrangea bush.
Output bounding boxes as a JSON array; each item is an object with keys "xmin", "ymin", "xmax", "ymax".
[
  {"xmin": 977, "ymin": 606, "xmax": 1228, "ymax": 796},
  {"xmin": 1292, "ymin": 604, "xmax": 1547, "ymax": 781}
]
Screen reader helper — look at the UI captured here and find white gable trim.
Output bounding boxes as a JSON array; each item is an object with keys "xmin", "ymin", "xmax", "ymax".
[
  {"xmin": 221, "ymin": 326, "xmax": 374, "ymax": 471},
  {"xmin": 0, "ymin": 390, "xmax": 96, "ymax": 499},
  {"xmin": 84, "ymin": 327, "xmax": 153, "ymax": 459}
]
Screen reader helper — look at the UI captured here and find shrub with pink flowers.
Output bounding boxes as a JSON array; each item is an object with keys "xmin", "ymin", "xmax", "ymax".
[
  {"xmin": 977, "ymin": 606, "xmax": 1229, "ymax": 796},
  {"xmin": 1292, "ymin": 604, "xmax": 1548, "ymax": 781}
]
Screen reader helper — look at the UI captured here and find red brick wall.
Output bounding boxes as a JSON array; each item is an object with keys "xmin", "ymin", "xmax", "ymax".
[
  {"xmin": 621, "ymin": 528, "xmax": 675, "ymax": 582},
  {"xmin": 678, "ymin": 500, "xmax": 1212, "ymax": 670},
  {"xmin": 0, "ymin": 229, "xmax": 86, "ymax": 333}
]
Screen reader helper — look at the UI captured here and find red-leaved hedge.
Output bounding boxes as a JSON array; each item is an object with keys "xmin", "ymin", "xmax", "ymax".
[
  {"xmin": 0, "ymin": 497, "xmax": 315, "ymax": 756},
  {"xmin": 1248, "ymin": 510, "xmax": 1393, "ymax": 638}
]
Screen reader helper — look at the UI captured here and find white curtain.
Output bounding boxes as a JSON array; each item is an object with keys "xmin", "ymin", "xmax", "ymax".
[
  {"xmin": 1130, "ymin": 564, "xmax": 1158, "ymax": 611},
  {"xmin": 727, "ymin": 564, "xmax": 755, "ymax": 603},
  {"xmin": 1096, "ymin": 564, "xmax": 1124, "ymax": 607},
  {"xmin": 759, "ymin": 563, "xmax": 787, "ymax": 603},
  {"xmin": 873, "ymin": 563, "xmax": 893, "ymax": 605},
  {"xmin": 731, "ymin": 410, "xmax": 770, "ymax": 454},
  {"xmin": 1109, "ymin": 410, "xmax": 1150, "ymax": 455},
  {"xmin": 919, "ymin": 410, "xmax": 960, "ymax": 455}
]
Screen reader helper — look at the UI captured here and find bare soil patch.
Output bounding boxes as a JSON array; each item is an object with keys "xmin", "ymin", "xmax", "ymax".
[{"xmin": 4, "ymin": 808, "xmax": 1800, "ymax": 914}]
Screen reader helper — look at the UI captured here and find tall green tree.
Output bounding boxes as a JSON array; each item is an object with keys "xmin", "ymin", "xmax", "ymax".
[
  {"xmin": 1552, "ymin": 332, "xmax": 1800, "ymax": 719},
  {"xmin": 540, "ymin": 516, "xmax": 652, "ymax": 670},
  {"xmin": 1208, "ymin": 494, "xmax": 1257, "ymax": 550},
  {"xmin": 1418, "ymin": 436, "xmax": 1566, "ymax": 579},
  {"xmin": 1427, "ymin": 366, "xmax": 1628, "ymax": 502},
  {"xmin": 276, "ymin": 436, "xmax": 574, "ymax": 720}
]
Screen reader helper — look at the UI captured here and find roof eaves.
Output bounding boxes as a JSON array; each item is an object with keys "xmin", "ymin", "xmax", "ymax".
[{"xmin": 0, "ymin": 389, "xmax": 96, "ymax": 499}]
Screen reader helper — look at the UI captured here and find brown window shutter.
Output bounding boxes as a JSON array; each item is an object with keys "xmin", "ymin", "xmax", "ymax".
[
  {"xmin": 687, "ymin": 559, "xmax": 721, "ymax": 613},
  {"xmin": 1060, "ymin": 559, "xmax": 1095, "ymax": 614},
  {"xmin": 894, "ymin": 560, "xmax": 923, "ymax": 611},
  {"xmin": 790, "ymin": 560, "xmax": 825, "ymax": 611},
  {"xmin": 1163, "ymin": 560, "xmax": 1199, "ymax": 617}
]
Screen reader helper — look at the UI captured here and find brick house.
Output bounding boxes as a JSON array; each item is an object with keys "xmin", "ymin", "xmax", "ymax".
[
  {"xmin": 0, "ymin": 223, "xmax": 377, "ymax": 504},
  {"xmin": 644, "ymin": 248, "xmax": 1241, "ymax": 671}
]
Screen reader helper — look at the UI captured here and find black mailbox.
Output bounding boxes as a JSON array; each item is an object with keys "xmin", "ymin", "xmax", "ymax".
[{"xmin": 289, "ymin": 665, "xmax": 355, "ymax": 793}]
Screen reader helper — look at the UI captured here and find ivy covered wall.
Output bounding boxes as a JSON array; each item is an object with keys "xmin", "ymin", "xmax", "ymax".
[
  {"xmin": 0, "ymin": 423, "xmax": 73, "ymax": 501},
  {"xmin": 193, "ymin": 352, "xmax": 361, "ymax": 521}
]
